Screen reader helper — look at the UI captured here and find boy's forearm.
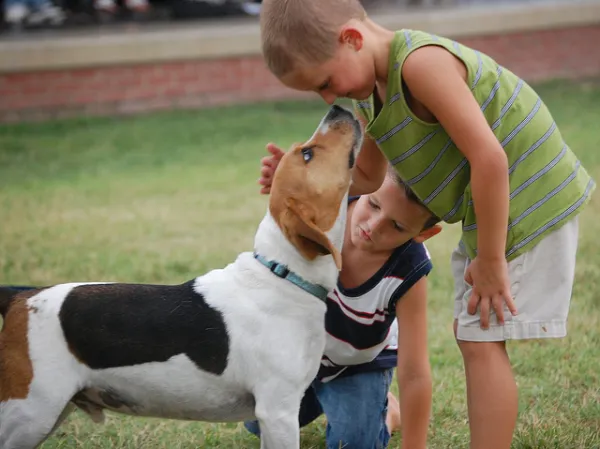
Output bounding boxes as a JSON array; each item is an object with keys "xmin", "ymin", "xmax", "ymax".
[
  {"xmin": 398, "ymin": 370, "xmax": 432, "ymax": 449},
  {"xmin": 349, "ymin": 165, "xmax": 383, "ymax": 196},
  {"xmin": 470, "ymin": 151, "xmax": 509, "ymax": 259},
  {"xmin": 347, "ymin": 112, "xmax": 388, "ymax": 196},
  {"xmin": 349, "ymin": 141, "xmax": 388, "ymax": 196}
]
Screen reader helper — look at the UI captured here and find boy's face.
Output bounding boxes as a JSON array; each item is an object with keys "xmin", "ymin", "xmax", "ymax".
[
  {"xmin": 280, "ymin": 29, "xmax": 377, "ymax": 104},
  {"xmin": 349, "ymin": 176, "xmax": 441, "ymax": 253}
]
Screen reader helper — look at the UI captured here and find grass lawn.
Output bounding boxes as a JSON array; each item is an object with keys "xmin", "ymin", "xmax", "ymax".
[{"xmin": 1, "ymin": 78, "xmax": 599, "ymax": 449}]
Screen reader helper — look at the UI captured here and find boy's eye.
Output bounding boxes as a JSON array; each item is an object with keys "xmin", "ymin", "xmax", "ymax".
[
  {"xmin": 368, "ymin": 199, "xmax": 379, "ymax": 209},
  {"xmin": 393, "ymin": 222, "xmax": 405, "ymax": 232},
  {"xmin": 302, "ymin": 147, "xmax": 314, "ymax": 163},
  {"xmin": 318, "ymin": 79, "xmax": 330, "ymax": 91}
]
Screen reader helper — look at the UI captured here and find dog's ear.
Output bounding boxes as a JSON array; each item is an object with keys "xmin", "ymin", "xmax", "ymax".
[{"xmin": 279, "ymin": 199, "xmax": 342, "ymax": 271}]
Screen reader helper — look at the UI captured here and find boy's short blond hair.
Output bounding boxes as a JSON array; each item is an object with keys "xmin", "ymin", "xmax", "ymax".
[{"xmin": 260, "ymin": 0, "xmax": 367, "ymax": 78}]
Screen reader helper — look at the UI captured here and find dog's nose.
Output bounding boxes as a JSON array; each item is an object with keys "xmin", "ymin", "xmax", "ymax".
[{"xmin": 325, "ymin": 104, "xmax": 354, "ymax": 122}]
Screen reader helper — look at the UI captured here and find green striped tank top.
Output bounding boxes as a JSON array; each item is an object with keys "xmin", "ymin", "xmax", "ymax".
[{"xmin": 354, "ymin": 29, "xmax": 595, "ymax": 261}]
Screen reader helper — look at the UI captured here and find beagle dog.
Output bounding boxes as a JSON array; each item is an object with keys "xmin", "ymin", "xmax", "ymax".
[{"xmin": 0, "ymin": 105, "xmax": 363, "ymax": 449}]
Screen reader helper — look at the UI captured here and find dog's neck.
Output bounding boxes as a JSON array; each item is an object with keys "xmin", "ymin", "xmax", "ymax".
[{"xmin": 253, "ymin": 193, "xmax": 349, "ymax": 294}]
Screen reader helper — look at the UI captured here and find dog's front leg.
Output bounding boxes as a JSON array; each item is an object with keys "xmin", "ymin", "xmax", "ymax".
[
  {"xmin": 257, "ymin": 413, "xmax": 300, "ymax": 449},
  {"xmin": 254, "ymin": 389, "xmax": 302, "ymax": 449}
]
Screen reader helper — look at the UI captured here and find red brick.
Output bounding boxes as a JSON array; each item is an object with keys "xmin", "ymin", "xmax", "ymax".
[
  {"xmin": 161, "ymin": 84, "xmax": 188, "ymax": 97},
  {"xmin": 69, "ymin": 68, "xmax": 101, "ymax": 80},
  {"xmin": 117, "ymin": 96, "xmax": 173, "ymax": 115}
]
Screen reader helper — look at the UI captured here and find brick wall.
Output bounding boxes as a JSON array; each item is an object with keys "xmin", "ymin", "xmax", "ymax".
[{"xmin": 1, "ymin": 24, "xmax": 600, "ymax": 123}]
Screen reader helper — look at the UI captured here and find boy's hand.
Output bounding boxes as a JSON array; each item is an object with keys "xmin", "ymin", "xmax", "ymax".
[
  {"xmin": 258, "ymin": 143, "xmax": 285, "ymax": 195},
  {"xmin": 464, "ymin": 256, "xmax": 518, "ymax": 329}
]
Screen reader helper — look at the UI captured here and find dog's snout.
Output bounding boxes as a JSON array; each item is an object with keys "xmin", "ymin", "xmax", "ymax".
[{"xmin": 325, "ymin": 105, "xmax": 354, "ymax": 123}]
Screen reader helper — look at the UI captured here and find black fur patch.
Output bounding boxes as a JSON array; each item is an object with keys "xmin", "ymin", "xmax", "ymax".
[
  {"xmin": 59, "ymin": 281, "xmax": 229, "ymax": 375},
  {"xmin": 0, "ymin": 287, "xmax": 18, "ymax": 317}
]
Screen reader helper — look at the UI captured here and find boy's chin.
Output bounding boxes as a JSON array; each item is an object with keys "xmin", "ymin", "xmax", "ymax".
[
  {"xmin": 349, "ymin": 233, "xmax": 370, "ymax": 250},
  {"xmin": 351, "ymin": 90, "xmax": 373, "ymax": 101},
  {"xmin": 354, "ymin": 81, "xmax": 378, "ymax": 100}
]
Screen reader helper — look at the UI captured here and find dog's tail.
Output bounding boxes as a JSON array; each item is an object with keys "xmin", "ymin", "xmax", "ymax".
[{"xmin": 0, "ymin": 286, "xmax": 37, "ymax": 318}]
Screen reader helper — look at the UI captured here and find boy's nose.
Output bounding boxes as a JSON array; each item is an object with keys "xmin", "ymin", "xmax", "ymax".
[
  {"xmin": 369, "ymin": 216, "xmax": 385, "ymax": 233},
  {"xmin": 320, "ymin": 92, "xmax": 337, "ymax": 105}
]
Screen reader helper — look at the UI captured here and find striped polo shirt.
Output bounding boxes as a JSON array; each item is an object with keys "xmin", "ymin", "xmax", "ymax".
[
  {"xmin": 354, "ymin": 29, "xmax": 595, "ymax": 261},
  {"xmin": 318, "ymin": 198, "xmax": 432, "ymax": 383}
]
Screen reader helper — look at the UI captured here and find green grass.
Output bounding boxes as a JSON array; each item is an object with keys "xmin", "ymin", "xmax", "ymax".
[{"xmin": 1, "ymin": 79, "xmax": 600, "ymax": 448}]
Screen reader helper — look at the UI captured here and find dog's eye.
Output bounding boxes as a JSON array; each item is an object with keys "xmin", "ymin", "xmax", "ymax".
[{"xmin": 301, "ymin": 147, "xmax": 314, "ymax": 163}]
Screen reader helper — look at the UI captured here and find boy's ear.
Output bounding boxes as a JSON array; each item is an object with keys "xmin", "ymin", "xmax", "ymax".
[
  {"xmin": 413, "ymin": 224, "xmax": 442, "ymax": 243},
  {"xmin": 339, "ymin": 26, "xmax": 364, "ymax": 52}
]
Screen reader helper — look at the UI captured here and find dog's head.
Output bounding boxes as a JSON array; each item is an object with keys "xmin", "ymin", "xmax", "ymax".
[{"xmin": 269, "ymin": 105, "xmax": 363, "ymax": 271}]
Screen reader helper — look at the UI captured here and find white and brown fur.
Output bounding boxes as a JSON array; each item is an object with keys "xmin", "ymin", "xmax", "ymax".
[{"xmin": 0, "ymin": 105, "xmax": 363, "ymax": 449}]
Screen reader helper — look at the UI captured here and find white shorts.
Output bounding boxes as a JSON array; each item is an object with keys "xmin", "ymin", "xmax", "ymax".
[{"xmin": 452, "ymin": 216, "xmax": 579, "ymax": 342}]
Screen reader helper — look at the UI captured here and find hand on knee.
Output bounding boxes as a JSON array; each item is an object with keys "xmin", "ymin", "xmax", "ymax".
[{"xmin": 326, "ymin": 421, "xmax": 389, "ymax": 449}]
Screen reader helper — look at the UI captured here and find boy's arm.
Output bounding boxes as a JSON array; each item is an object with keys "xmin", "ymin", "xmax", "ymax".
[
  {"xmin": 396, "ymin": 277, "xmax": 432, "ymax": 449},
  {"xmin": 349, "ymin": 109, "xmax": 388, "ymax": 196},
  {"xmin": 402, "ymin": 46, "xmax": 516, "ymax": 325}
]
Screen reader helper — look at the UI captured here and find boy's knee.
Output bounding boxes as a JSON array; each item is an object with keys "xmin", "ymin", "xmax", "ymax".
[
  {"xmin": 327, "ymin": 419, "xmax": 389, "ymax": 449},
  {"xmin": 327, "ymin": 430, "xmax": 388, "ymax": 449},
  {"xmin": 243, "ymin": 420, "xmax": 261, "ymax": 437}
]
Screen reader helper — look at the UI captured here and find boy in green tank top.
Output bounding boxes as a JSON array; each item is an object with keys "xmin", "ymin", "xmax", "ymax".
[{"xmin": 258, "ymin": 0, "xmax": 595, "ymax": 448}]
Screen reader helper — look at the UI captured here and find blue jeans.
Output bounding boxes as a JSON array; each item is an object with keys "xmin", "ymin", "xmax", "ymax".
[{"xmin": 245, "ymin": 368, "xmax": 394, "ymax": 449}]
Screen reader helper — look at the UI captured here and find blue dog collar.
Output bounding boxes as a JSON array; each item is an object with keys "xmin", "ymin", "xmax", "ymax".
[{"xmin": 253, "ymin": 252, "xmax": 329, "ymax": 302}]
